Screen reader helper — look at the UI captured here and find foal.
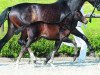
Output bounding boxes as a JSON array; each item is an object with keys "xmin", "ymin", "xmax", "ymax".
[{"xmin": 16, "ymin": 11, "xmax": 88, "ymax": 65}]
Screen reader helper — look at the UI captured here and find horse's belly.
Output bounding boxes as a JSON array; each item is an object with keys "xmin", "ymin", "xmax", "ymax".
[
  {"xmin": 32, "ymin": 5, "xmax": 62, "ymax": 23},
  {"xmin": 40, "ymin": 24, "xmax": 59, "ymax": 39}
]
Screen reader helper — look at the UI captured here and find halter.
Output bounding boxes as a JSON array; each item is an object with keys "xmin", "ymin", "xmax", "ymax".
[
  {"xmin": 89, "ymin": 0, "xmax": 100, "ymax": 23},
  {"xmin": 89, "ymin": 7, "xmax": 95, "ymax": 23}
]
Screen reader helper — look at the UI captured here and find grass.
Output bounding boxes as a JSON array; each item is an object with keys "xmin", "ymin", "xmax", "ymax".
[{"xmin": 82, "ymin": 3, "xmax": 100, "ymax": 41}]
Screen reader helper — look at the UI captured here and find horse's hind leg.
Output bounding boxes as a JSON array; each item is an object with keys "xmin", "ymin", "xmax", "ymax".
[
  {"xmin": 25, "ymin": 26, "xmax": 38, "ymax": 48},
  {"xmin": 17, "ymin": 28, "xmax": 37, "ymax": 64},
  {"xmin": 0, "ymin": 18, "xmax": 16, "ymax": 50},
  {"xmin": 45, "ymin": 41, "xmax": 61, "ymax": 65},
  {"xmin": 17, "ymin": 29, "xmax": 28, "ymax": 64},
  {"xmin": 26, "ymin": 38, "xmax": 37, "ymax": 64},
  {"xmin": 45, "ymin": 38, "xmax": 78, "ymax": 65},
  {"xmin": 16, "ymin": 45, "xmax": 36, "ymax": 65},
  {"xmin": 25, "ymin": 26, "xmax": 38, "ymax": 64}
]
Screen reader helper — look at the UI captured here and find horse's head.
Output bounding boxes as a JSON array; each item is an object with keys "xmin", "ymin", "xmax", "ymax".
[
  {"xmin": 88, "ymin": 0, "xmax": 100, "ymax": 11},
  {"xmin": 74, "ymin": 11, "xmax": 88, "ymax": 24}
]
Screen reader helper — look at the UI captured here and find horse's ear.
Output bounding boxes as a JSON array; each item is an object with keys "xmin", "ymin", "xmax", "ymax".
[
  {"xmin": 75, "ymin": 11, "xmax": 80, "ymax": 16},
  {"xmin": 74, "ymin": 11, "xmax": 80, "ymax": 19}
]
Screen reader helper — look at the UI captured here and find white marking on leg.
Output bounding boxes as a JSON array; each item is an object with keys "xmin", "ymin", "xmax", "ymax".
[
  {"xmin": 72, "ymin": 40, "xmax": 78, "ymax": 61},
  {"xmin": 16, "ymin": 46, "xmax": 26, "ymax": 65},
  {"xmin": 28, "ymin": 48, "xmax": 36, "ymax": 64},
  {"xmin": 48, "ymin": 51, "xmax": 56, "ymax": 64}
]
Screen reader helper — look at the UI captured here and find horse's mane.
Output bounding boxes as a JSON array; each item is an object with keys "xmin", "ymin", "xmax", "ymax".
[
  {"xmin": 58, "ymin": 0, "xmax": 66, "ymax": 1},
  {"xmin": 56, "ymin": 0, "xmax": 68, "ymax": 4}
]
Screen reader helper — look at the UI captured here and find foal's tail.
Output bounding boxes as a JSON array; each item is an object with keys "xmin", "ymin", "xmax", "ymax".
[{"xmin": 0, "ymin": 7, "xmax": 12, "ymax": 26}]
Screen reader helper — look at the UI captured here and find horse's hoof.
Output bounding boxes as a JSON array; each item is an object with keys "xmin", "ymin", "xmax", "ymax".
[
  {"xmin": 34, "ymin": 60, "xmax": 37, "ymax": 64},
  {"xmin": 73, "ymin": 56, "xmax": 77, "ymax": 61},
  {"xmin": 89, "ymin": 51, "xmax": 95, "ymax": 57},
  {"xmin": 50, "ymin": 63, "xmax": 55, "ymax": 67},
  {"xmin": 43, "ymin": 60, "xmax": 48, "ymax": 66}
]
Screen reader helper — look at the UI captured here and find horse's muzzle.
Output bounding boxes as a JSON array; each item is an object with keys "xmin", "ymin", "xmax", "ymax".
[
  {"xmin": 82, "ymin": 18, "xmax": 88, "ymax": 25},
  {"xmin": 83, "ymin": 19, "xmax": 88, "ymax": 24}
]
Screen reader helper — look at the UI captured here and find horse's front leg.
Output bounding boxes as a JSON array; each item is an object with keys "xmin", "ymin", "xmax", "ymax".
[
  {"xmin": 16, "ymin": 45, "xmax": 27, "ymax": 65},
  {"xmin": 18, "ymin": 42, "xmax": 36, "ymax": 64},
  {"xmin": 28, "ymin": 48, "xmax": 36, "ymax": 64},
  {"xmin": 62, "ymin": 37, "xmax": 78, "ymax": 61},
  {"xmin": 72, "ymin": 40, "xmax": 78, "ymax": 61},
  {"xmin": 45, "ymin": 41, "xmax": 61, "ymax": 66},
  {"xmin": 71, "ymin": 28, "xmax": 95, "ymax": 57}
]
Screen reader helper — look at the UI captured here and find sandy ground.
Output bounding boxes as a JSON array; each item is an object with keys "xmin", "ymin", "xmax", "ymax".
[{"xmin": 0, "ymin": 57, "xmax": 100, "ymax": 75}]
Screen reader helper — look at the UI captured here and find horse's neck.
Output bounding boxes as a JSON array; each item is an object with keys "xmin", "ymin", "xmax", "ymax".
[{"xmin": 67, "ymin": 0, "xmax": 85, "ymax": 12}]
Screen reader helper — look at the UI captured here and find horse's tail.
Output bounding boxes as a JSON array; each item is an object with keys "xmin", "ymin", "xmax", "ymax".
[{"xmin": 0, "ymin": 7, "xmax": 12, "ymax": 26}]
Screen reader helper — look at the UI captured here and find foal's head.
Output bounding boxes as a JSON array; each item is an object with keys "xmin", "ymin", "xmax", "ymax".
[{"xmin": 74, "ymin": 11, "xmax": 88, "ymax": 24}]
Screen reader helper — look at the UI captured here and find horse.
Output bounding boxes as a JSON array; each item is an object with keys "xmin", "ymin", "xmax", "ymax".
[
  {"xmin": 0, "ymin": 0, "xmax": 100, "ymax": 63},
  {"xmin": 16, "ymin": 11, "xmax": 88, "ymax": 64},
  {"xmin": 0, "ymin": 0, "xmax": 72, "ymax": 49}
]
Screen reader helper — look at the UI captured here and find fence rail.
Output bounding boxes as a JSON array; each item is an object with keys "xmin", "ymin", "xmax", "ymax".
[{"xmin": 85, "ymin": 14, "xmax": 100, "ymax": 18}]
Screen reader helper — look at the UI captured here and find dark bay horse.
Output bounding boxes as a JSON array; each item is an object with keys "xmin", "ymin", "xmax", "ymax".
[
  {"xmin": 0, "ymin": 0, "xmax": 72, "ymax": 49},
  {"xmin": 0, "ymin": 0, "xmax": 100, "ymax": 63},
  {"xmin": 0, "ymin": 0, "xmax": 99, "ymax": 52},
  {"xmin": 16, "ymin": 11, "xmax": 88, "ymax": 64}
]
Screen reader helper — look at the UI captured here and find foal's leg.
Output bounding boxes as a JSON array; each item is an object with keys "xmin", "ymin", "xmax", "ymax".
[
  {"xmin": 62, "ymin": 37, "xmax": 78, "ymax": 61},
  {"xmin": 45, "ymin": 41, "xmax": 62, "ymax": 65},
  {"xmin": 71, "ymin": 28, "xmax": 95, "ymax": 56},
  {"xmin": 27, "ymin": 48, "xmax": 36, "ymax": 64},
  {"xmin": 16, "ymin": 45, "xmax": 35, "ymax": 64},
  {"xmin": 17, "ymin": 27, "xmax": 35, "ymax": 64},
  {"xmin": 25, "ymin": 26, "xmax": 38, "ymax": 48},
  {"xmin": 25, "ymin": 26, "xmax": 38, "ymax": 63},
  {"xmin": 18, "ymin": 29, "xmax": 32, "ymax": 64},
  {"xmin": 45, "ymin": 38, "xmax": 78, "ymax": 65},
  {"xmin": 16, "ymin": 45, "xmax": 27, "ymax": 65}
]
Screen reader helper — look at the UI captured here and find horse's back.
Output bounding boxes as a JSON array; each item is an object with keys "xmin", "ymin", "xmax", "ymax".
[{"xmin": 9, "ymin": 1, "xmax": 71, "ymax": 24}]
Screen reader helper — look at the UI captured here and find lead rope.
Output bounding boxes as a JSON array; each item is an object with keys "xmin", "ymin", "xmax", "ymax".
[{"xmin": 89, "ymin": 7, "xmax": 95, "ymax": 23}]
